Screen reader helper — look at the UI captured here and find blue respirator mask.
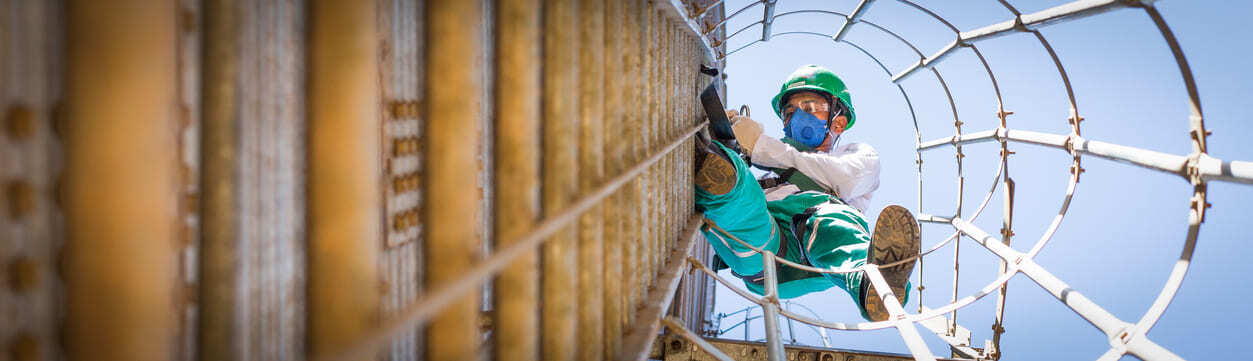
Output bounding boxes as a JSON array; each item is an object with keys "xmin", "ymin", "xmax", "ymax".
[{"xmin": 783, "ymin": 110, "xmax": 831, "ymax": 148}]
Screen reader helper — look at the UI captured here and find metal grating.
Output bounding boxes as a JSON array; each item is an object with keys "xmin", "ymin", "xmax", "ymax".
[
  {"xmin": 0, "ymin": 1, "xmax": 63, "ymax": 360},
  {"xmin": 378, "ymin": 0, "xmax": 425, "ymax": 359},
  {"xmin": 199, "ymin": 0, "xmax": 308, "ymax": 359}
]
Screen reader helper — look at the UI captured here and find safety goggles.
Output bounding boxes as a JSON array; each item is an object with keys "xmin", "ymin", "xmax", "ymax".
[{"xmin": 782, "ymin": 94, "xmax": 846, "ymax": 123}]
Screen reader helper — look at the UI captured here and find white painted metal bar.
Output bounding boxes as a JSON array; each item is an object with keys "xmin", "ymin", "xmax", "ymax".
[
  {"xmin": 1133, "ymin": 186, "xmax": 1202, "ymax": 339},
  {"xmin": 916, "ymin": 214, "xmax": 952, "ymax": 224},
  {"xmin": 1141, "ymin": 4, "xmax": 1206, "ymax": 155},
  {"xmin": 966, "ymin": 0, "xmax": 1131, "ymax": 40},
  {"xmin": 916, "ymin": 310, "xmax": 982, "ymax": 359},
  {"xmin": 916, "ymin": 127, "xmax": 1253, "ymax": 184},
  {"xmin": 689, "ymin": 257, "xmax": 768, "ymax": 305},
  {"xmin": 1095, "ymin": 348, "xmax": 1125, "ymax": 361},
  {"xmin": 1128, "ymin": 6, "xmax": 1210, "ymax": 349},
  {"xmin": 891, "ymin": 40, "xmax": 961, "ymax": 83},
  {"xmin": 689, "ymin": 246, "xmax": 1021, "ymax": 332},
  {"xmin": 660, "ymin": 317, "xmax": 736, "ymax": 361},
  {"xmin": 952, "ymin": 218, "xmax": 1121, "ymax": 334},
  {"xmin": 833, "ymin": 0, "xmax": 875, "ymax": 42},
  {"xmin": 702, "ymin": 0, "xmax": 764, "ymax": 36},
  {"xmin": 759, "ymin": 252, "xmax": 787, "ymax": 361},
  {"xmin": 1124, "ymin": 330, "xmax": 1187, "ymax": 361},
  {"xmin": 950, "ymin": 218, "xmax": 1184, "ymax": 361},
  {"xmin": 916, "ymin": 129, "xmax": 999, "ymax": 150},
  {"xmin": 891, "ymin": 0, "xmax": 1140, "ymax": 82},
  {"xmin": 1194, "ymin": 153, "xmax": 1253, "ymax": 184},
  {"xmin": 724, "ymin": 21, "xmax": 765, "ymax": 44},
  {"xmin": 863, "ymin": 267, "xmax": 937, "ymax": 361}
]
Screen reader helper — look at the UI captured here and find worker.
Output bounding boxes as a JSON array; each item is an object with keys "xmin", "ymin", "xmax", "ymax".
[{"xmin": 694, "ymin": 65, "xmax": 920, "ymax": 321}]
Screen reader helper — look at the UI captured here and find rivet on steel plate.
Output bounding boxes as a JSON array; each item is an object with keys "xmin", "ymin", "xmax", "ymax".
[
  {"xmin": 6, "ymin": 181, "xmax": 36, "ymax": 220},
  {"xmin": 9, "ymin": 258, "xmax": 40, "ymax": 292},
  {"xmin": 5, "ymin": 105, "xmax": 36, "ymax": 140},
  {"xmin": 180, "ymin": 8, "xmax": 197, "ymax": 34}
]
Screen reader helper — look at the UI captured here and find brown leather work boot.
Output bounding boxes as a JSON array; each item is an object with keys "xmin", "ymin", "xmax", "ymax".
[
  {"xmin": 861, "ymin": 205, "xmax": 921, "ymax": 322},
  {"xmin": 694, "ymin": 130, "xmax": 737, "ymax": 195}
]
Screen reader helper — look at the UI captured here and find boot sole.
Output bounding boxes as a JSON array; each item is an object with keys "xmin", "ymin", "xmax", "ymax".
[
  {"xmin": 695, "ymin": 144, "xmax": 737, "ymax": 195},
  {"xmin": 863, "ymin": 205, "xmax": 921, "ymax": 322}
]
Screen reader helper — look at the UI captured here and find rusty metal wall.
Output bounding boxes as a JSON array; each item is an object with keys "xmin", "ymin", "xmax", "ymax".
[
  {"xmin": 62, "ymin": 0, "xmax": 181, "ymax": 359},
  {"xmin": 233, "ymin": 0, "xmax": 307, "ymax": 358},
  {"xmin": 0, "ymin": 2, "xmax": 721, "ymax": 361},
  {"xmin": 175, "ymin": 0, "xmax": 200, "ymax": 359},
  {"xmin": 0, "ymin": 1, "xmax": 62, "ymax": 360},
  {"xmin": 421, "ymin": 0, "xmax": 485, "ymax": 359},
  {"xmin": 492, "ymin": 0, "xmax": 541, "ymax": 359},
  {"xmin": 198, "ymin": 0, "xmax": 308, "ymax": 360},
  {"xmin": 234, "ymin": 1, "xmax": 308, "ymax": 357},
  {"xmin": 378, "ymin": 0, "xmax": 424, "ymax": 359},
  {"xmin": 668, "ymin": 0, "xmax": 722, "ymax": 339},
  {"xmin": 306, "ymin": 0, "xmax": 382, "ymax": 357}
]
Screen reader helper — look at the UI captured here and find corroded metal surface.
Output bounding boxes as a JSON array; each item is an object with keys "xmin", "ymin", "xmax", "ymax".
[
  {"xmin": 602, "ymin": 0, "xmax": 626, "ymax": 357},
  {"xmin": 307, "ymin": 0, "xmax": 381, "ymax": 357},
  {"xmin": 540, "ymin": 0, "xmax": 578, "ymax": 360},
  {"xmin": 576, "ymin": 0, "xmax": 607, "ymax": 360},
  {"xmin": 422, "ymin": 0, "xmax": 484, "ymax": 360},
  {"xmin": 618, "ymin": 216, "xmax": 705, "ymax": 361},
  {"xmin": 669, "ymin": 25, "xmax": 718, "ymax": 337},
  {"xmin": 492, "ymin": 0, "xmax": 541, "ymax": 360},
  {"xmin": 0, "ymin": 1, "xmax": 62, "ymax": 360},
  {"xmin": 621, "ymin": 0, "xmax": 644, "ymax": 335},
  {"xmin": 378, "ymin": 0, "xmax": 425, "ymax": 359},
  {"xmin": 200, "ymin": 1, "xmax": 308, "ymax": 360},
  {"xmin": 175, "ymin": 0, "xmax": 200, "ymax": 359},
  {"xmin": 8, "ymin": 2, "xmax": 723, "ymax": 361},
  {"xmin": 62, "ymin": 1, "xmax": 180, "ymax": 360}
]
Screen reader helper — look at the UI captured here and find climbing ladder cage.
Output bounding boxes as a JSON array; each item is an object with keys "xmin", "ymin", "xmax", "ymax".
[
  {"xmin": 662, "ymin": 0, "xmax": 1253, "ymax": 360},
  {"xmin": 713, "ymin": 301, "xmax": 834, "ymax": 347},
  {"xmin": 0, "ymin": 1, "xmax": 1250, "ymax": 361}
]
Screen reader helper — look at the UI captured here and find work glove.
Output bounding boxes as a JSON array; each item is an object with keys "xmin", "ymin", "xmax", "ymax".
[{"xmin": 726, "ymin": 109, "xmax": 762, "ymax": 155}]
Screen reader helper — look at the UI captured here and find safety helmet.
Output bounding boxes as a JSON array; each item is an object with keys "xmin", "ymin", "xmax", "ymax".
[{"xmin": 770, "ymin": 65, "xmax": 856, "ymax": 130}]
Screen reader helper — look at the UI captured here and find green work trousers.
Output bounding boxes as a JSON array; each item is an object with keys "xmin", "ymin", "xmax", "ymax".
[{"xmin": 696, "ymin": 141, "xmax": 908, "ymax": 320}]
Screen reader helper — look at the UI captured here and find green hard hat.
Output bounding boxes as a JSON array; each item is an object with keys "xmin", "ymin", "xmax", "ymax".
[{"xmin": 770, "ymin": 65, "xmax": 856, "ymax": 130}]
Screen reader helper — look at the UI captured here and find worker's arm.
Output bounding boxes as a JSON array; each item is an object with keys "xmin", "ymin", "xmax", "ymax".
[{"xmin": 750, "ymin": 134, "xmax": 880, "ymax": 201}]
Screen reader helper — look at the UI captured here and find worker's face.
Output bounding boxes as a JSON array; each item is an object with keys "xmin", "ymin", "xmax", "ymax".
[{"xmin": 781, "ymin": 91, "xmax": 848, "ymax": 151}]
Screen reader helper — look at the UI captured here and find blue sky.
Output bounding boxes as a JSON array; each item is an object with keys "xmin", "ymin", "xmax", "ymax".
[{"xmin": 710, "ymin": 1, "xmax": 1253, "ymax": 359}]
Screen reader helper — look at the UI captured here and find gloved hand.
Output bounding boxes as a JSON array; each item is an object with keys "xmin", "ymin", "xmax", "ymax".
[{"xmin": 726, "ymin": 109, "xmax": 762, "ymax": 155}]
